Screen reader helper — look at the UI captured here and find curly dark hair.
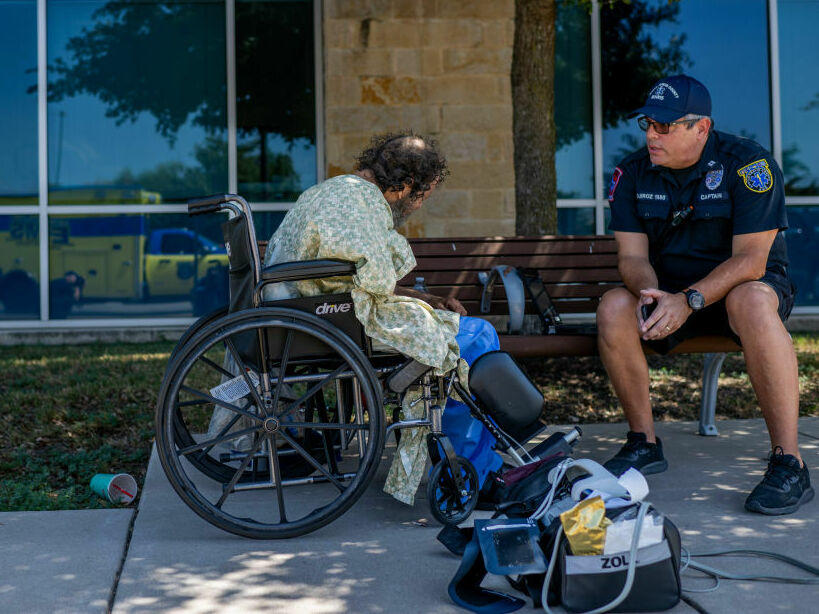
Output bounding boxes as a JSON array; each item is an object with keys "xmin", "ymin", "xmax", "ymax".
[{"xmin": 355, "ymin": 131, "xmax": 449, "ymax": 200}]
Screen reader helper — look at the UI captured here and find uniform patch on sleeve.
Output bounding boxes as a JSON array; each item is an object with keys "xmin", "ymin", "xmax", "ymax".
[
  {"xmin": 608, "ymin": 167, "xmax": 623, "ymax": 202},
  {"xmin": 737, "ymin": 158, "xmax": 773, "ymax": 193}
]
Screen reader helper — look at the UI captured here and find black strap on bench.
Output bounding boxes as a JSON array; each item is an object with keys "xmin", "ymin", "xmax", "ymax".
[
  {"xmin": 479, "ymin": 266, "xmax": 597, "ymax": 336},
  {"xmin": 478, "ymin": 265, "xmax": 526, "ymax": 334},
  {"xmin": 519, "ymin": 268, "xmax": 562, "ymax": 329}
]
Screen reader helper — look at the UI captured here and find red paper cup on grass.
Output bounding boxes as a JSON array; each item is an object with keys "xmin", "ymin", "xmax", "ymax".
[{"xmin": 90, "ymin": 473, "xmax": 138, "ymax": 504}]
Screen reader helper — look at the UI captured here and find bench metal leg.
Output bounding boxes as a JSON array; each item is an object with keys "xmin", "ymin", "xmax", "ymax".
[{"xmin": 699, "ymin": 352, "xmax": 727, "ymax": 436}]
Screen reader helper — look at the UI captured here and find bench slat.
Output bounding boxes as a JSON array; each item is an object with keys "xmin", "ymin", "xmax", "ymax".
[
  {"xmin": 500, "ymin": 334, "xmax": 741, "ymax": 357},
  {"xmin": 410, "ymin": 254, "xmax": 619, "ymax": 270},
  {"xmin": 418, "ymin": 283, "xmax": 621, "ymax": 301},
  {"xmin": 398, "ymin": 269, "xmax": 622, "ymax": 285},
  {"xmin": 410, "ymin": 240, "xmax": 617, "ymax": 257}
]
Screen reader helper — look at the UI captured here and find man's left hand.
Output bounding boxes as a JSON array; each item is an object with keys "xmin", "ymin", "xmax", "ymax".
[{"xmin": 639, "ymin": 288, "xmax": 692, "ymax": 340}]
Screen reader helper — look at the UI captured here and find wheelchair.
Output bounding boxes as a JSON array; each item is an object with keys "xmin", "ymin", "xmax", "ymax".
[{"xmin": 156, "ymin": 194, "xmax": 579, "ymax": 539}]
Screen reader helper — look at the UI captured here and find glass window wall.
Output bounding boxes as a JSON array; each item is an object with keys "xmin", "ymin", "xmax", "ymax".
[
  {"xmin": 0, "ymin": 1, "xmax": 38, "ymax": 205},
  {"xmin": 600, "ymin": 0, "xmax": 771, "ymax": 191},
  {"xmin": 785, "ymin": 206, "xmax": 819, "ymax": 305},
  {"xmin": 558, "ymin": 208, "xmax": 595, "ymax": 235},
  {"xmin": 48, "ymin": 211, "xmax": 284, "ymax": 319},
  {"xmin": 555, "ymin": 0, "xmax": 594, "ymax": 199},
  {"xmin": 236, "ymin": 0, "xmax": 316, "ymax": 203},
  {"xmin": 0, "ymin": 216, "xmax": 40, "ymax": 319},
  {"xmin": 47, "ymin": 0, "xmax": 228, "ymax": 204},
  {"xmin": 779, "ymin": 0, "xmax": 819, "ymax": 196}
]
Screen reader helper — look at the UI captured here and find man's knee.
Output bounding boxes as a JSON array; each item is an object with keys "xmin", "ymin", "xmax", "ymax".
[
  {"xmin": 597, "ymin": 288, "xmax": 638, "ymax": 334},
  {"xmin": 725, "ymin": 282, "xmax": 780, "ymax": 334}
]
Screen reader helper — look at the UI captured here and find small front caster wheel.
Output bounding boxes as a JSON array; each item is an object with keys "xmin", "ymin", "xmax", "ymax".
[{"xmin": 427, "ymin": 456, "xmax": 479, "ymax": 526}]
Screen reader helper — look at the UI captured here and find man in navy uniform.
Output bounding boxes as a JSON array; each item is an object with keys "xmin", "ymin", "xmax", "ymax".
[{"xmin": 598, "ymin": 74, "xmax": 812, "ymax": 515}]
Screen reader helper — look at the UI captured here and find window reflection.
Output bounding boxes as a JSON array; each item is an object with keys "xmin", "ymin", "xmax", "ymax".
[
  {"xmin": 236, "ymin": 0, "xmax": 316, "ymax": 202},
  {"xmin": 46, "ymin": 1, "xmax": 228, "ymax": 204},
  {"xmin": 557, "ymin": 208, "xmax": 595, "ymax": 235},
  {"xmin": 48, "ymin": 212, "xmax": 284, "ymax": 318},
  {"xmin": 555, "ymin": 1, "xmax": 593, "ymax": 199},
  {"xmin": 779, "ymin": 0, "xmax": 819, "ymax": 196},
  {"xmin": 0, "ymin": 216, "xmax": 40, "ymax": 319},
  {"xmin": 0, "ymin": 2, "xmax": 37, "ymax": 204},
  {"xmin": 601, "ymin": 0, "xmax": 770, "ymax": 193},
  {"xmin": 785, "ymin": 206, "xmax": 819, "ymax": 306}
]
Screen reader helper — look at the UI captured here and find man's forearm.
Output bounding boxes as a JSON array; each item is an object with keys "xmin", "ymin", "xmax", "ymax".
[
  {"xmin": 618, "ymin": 256, "xmax": 659, "ymax": 297},
  {"xmin": 686, "ymin": 253, "xmax": 766, "ymax": 305}
]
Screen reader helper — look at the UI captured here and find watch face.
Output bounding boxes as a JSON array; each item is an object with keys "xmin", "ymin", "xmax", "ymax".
[{"xmin": 689, "ymin": 291, "xmax": 705, "ymax": 310}]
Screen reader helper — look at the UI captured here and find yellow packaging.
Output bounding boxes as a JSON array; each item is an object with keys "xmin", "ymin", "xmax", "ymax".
[{"xmin": 560, "ymin": 496, "xmax": 611, "ymax": 555}]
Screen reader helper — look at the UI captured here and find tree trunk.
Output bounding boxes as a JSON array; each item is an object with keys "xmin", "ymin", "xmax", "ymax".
[{"xmin": 512, "ymin": 0, "xmax": 557, "ymax": 235}]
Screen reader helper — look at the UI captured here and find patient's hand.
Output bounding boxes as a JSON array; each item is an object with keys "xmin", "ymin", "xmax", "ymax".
[
  {"xmin": 428, "ymin": 295, "xmax": 467, "ymax": 316},
  {"xmin": 395, "ymin": 286, "xmax": 467, "ymax": 315}
]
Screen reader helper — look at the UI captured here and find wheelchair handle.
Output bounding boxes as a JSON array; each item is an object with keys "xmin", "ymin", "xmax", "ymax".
[{"xmin": 187, "ymin": 194, "xmax": 245, "ymax": 216}]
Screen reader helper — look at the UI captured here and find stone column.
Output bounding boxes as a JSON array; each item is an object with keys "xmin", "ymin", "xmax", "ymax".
[{"xmin": 323, "ymin": 0, "xmax": 516, "ymax": 237}]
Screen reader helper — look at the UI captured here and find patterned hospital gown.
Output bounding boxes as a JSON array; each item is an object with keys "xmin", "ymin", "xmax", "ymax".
[{"xmin": 263, "ymin": 174, "xmax": 463, "ymax": 504}]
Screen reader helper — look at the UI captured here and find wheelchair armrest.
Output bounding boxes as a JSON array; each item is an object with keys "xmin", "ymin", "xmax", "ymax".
[
  {"xmin": 260, "ymin": 259, "xmax": 356, "ymax": 284},
  {"xmin": 385, "ymin": 359, "xmax": 433, "ymax": 394}
]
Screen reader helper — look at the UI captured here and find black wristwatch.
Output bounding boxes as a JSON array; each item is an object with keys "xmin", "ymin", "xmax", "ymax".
[{"xmin": 684, "ymin": 288, "xmax": 705, "ymax": 311}]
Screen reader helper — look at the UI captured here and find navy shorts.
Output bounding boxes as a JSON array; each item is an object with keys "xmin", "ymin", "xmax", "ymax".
[{"xmin": 645, "ymin": 269, "xmax": 796, "ymax": 355}]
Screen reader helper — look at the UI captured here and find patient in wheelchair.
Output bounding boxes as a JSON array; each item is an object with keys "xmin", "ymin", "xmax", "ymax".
[{"xmin": 258, "ymin": 131, "xmax": 505, "ymax": 504}]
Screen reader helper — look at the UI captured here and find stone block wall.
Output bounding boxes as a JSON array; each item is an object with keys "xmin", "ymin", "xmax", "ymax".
[{"xmin": 323, "ymin": 0, "xmax": 516, "ymax": 237}]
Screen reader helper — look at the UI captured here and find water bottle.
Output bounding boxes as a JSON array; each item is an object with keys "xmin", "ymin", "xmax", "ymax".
[{"xmin": 413, "ymin": 276, "xmax": 428, "ymax": 293}]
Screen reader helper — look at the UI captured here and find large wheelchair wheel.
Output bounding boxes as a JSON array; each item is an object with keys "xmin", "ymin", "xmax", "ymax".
[{"xmin": 156, "ymin": 307, "xmax": 385, "ymax": 539}]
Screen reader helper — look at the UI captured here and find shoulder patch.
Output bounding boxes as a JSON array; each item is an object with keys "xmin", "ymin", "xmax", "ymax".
[
  {"xmin": 737, "ymin": 158, "xmax": 773, "ymax": 193},
  {"xmin": 608, "ymin": 167, "xmax": 623, "ymax": 202}
]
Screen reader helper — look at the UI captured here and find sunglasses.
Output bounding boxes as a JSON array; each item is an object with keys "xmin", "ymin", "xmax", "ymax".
[{"xmin": 637, "ymin": 116, "xmax": 699, "ymax": 134}]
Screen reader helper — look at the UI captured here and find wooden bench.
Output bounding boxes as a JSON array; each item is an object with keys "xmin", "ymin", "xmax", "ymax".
[{"xmin": 399, "ymin": 235, "xmax": 742, "ymax": 436}]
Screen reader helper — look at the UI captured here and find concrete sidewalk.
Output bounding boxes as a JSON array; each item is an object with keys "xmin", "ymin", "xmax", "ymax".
[
  {"xmin": 109, "ymin": 418, "xmax": 818, "ymax": 614},
  {"xmin": 3, "ymin": 419, "xmax": 816, "ymax": 613},
  {"xmin": 0, "ymin": 508, "xmax": 132, "ymax": 614}
]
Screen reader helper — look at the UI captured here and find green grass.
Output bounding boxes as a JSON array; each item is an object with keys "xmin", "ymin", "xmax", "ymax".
[
  {"xmin": 0, "ymin": 341, "xmax": 172, "ymax": 512},
  {"xmin": 524, "ymin": 333, "xmax": 819, "ymax": 424},
  {"xmin": 1, "ymin": 334, "xmax": 816, "ymax": 511}
]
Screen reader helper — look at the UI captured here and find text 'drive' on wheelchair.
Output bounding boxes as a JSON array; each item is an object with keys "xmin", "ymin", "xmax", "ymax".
[{"xmin": 156, "ymin": 194, "xmax": 579, "ymax": 539}]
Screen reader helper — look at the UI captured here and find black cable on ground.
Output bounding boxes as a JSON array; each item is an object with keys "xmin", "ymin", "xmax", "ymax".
[{"xmin": 680, "ymin": 594, "xmax": 710, "ymax": 613}]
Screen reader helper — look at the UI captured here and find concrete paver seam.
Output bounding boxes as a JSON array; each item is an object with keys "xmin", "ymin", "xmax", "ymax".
[{"xmin": 106, "ymin": 505, "xmax": 139, "ymax": 614}]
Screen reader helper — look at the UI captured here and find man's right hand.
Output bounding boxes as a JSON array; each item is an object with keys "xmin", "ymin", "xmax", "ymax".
[{"xmin": 638, "ymin": 288, "xmax": 692, "ymax": 340}]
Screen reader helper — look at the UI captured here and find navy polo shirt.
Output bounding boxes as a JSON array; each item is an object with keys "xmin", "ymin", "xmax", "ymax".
[{"xmin": 608, "ymin": 130, "xmax": 789, "ymax": 293}]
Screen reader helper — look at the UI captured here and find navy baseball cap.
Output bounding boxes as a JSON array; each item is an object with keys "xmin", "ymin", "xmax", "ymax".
[{"xmin": 627, "ymin": 75, "xmax": 711, "ymax": 123}]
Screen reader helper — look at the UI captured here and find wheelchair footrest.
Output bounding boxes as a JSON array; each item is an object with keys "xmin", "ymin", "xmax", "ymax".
[{"xmin": 527, "ymin": 427, "xmax": 582, "ymax": 460}]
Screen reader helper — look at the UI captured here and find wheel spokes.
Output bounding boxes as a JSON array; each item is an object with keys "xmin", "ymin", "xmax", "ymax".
[
  {"xmin": 216, "ymin": 435, "xmax": 265, "ymax": 509},
  {"xmin": 223, "ymin": 336, "xmax": 266, "ymax": 415},
  {"xmin": 276, "ymin": 429, "xmax": 346, "ymax": 492},
  {"xmin": 180, "ymin": 385, "xmax": 263, "ymax": 423},
  {"xmin": 270, "ymin": 330, "xmax": 293, "ymax": 416},
  {"xmin": 266, "ymin": 434, "xmax": 288, "ymax": 523},
  {"xmin": 276, "ymin": 364, "xmax": 348, "ymax": 419},
  {"xmin": 177, "ymin": 425, "xmax": 259, "ymax": 457}
]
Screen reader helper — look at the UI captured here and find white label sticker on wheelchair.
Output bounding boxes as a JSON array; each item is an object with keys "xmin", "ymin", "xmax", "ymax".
[{"xmin": 210, "ymin": 370, "xmax": 260, "ymax": 403}]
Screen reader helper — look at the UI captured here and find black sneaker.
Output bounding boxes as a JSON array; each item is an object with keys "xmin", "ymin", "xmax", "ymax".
[
  {"xmin": 744, "ymin": 447, "xmax": 814, "ymax": 515},
  {"xmin": 603, "ymin": 431, "xmax": 668, "ymax": 477}
]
